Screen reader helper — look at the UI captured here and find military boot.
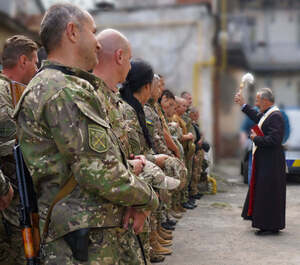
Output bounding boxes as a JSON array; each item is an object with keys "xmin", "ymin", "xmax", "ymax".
[
  {"xmin": 153, "ymin": 230, "xmax": 172, "ymax": 247},
  {"xmin": 150, "ymin": 249, "xmax": 165, "ymax": 263},
  {"xmin": 150, "ymin": 231, "xmax": 172, "ymax": 255},
  {"xmin": 158, "ymin": 227, "xmax": 173, "ymax": 240},
  {"xmin": 176, "ymin": 203, "xmax": 187, "ymax": 213},
  {"xmin": 169, "ymin": 209, "xmax": 183, "ymax": 219},
  {"xmin": 159, "ymin": 224, "xmax": 173, "ymax": 235}
]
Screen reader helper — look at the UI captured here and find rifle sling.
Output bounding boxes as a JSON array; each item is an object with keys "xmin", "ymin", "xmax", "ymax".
[{"xmin": 42, "ymin": 175, "xmax": 77, "ymax": 241}]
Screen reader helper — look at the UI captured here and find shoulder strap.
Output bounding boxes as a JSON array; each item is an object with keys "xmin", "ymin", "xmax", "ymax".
[
  {"xmin": 38, "ymin": 64, "xmax": 75, "ymax": 76},
  {"xmin": 42, "ymin": 175, "xmax": 77, "ymax": 241}
]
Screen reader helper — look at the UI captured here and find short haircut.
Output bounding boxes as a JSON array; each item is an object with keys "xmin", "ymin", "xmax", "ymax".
[
  {"xmin": 258, "ymin": 87, "xmax": 274, "ymax": 103},
  {"xmin": 2, "ymin": 35, "xmax": 38, "ymax": 69},
  {"xmin": 158, "ymin": 89, "xmax": 175, "ymax": 103},
  {"xmin": 181, "ymin": 91, "xmax": 190, "ymax": 97},
  {"xmin": 40, "ymin": 3, "xmax": 87, "ymax": 54}
]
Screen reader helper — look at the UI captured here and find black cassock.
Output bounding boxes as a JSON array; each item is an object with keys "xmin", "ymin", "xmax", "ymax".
[{"xmin": 241, "ymin": 105, "xmax": 286, "ymax": 231}]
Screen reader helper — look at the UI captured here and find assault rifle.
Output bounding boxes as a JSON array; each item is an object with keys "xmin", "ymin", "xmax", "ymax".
[{"xmin": 14, "ymin": 145, "xmax": 40, "ymax": 264}]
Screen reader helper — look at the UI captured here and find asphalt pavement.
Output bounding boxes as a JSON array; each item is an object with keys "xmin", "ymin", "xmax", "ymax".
[{"xmin": 161, "ymin": 159, "xmax": 300, "ymax": 265}]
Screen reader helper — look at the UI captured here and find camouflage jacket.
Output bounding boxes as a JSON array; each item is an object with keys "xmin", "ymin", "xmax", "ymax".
[
  {"xmin": 182, "ymin": 112, "xmax": 193, "ymax": 133},
  {"xmin": 119, "ymin": 101, "xmax": 155, "ymax": 163},
  {"xmin": 97, "ymin": 87, "xmax": 173, "ymax": 193},
  {"xmin": 0, "ymin": 73, "xmax": 20, "ymax": 226},
  {"xmin": 95, "ymin": 86, "xmax": 131, "ymax": 159},
  {"xmin": 0, "ymin": 73, "xmax": 16, "ymax": 154},
  {"xmin": 14, "ymin": 61, "xmax": 158, "ymax": 242},
  {"xmin": 144, "ymin": 100, "xmax": 173, "ymax": 156},
  {"xmin": 0, "ymin": 169, "xmax": 9, "ymax": 196}
]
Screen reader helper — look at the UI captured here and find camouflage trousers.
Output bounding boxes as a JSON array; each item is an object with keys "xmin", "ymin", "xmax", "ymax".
[
  {"xmin": 180, "ymin": 152, "xmax": 194, "ymax": 202},
  {"xmin": 42, "ymin": 227, "xmax": 145, "ymax": 265},
  {"xmin": 190, "ymin": 149, "xmax": 204, "ymax": 196},
  {"xmin": 198, "ymin": 159, "xmax": 209, "ymax": 193},
  {"xmin": 0, "ymin": 217, "xmax": 26, "ymax": 265},
  {"xmin": 171, "ymin": 190, "xmax": 181, "ymax": 208},
  {"xmin": 139, "ymin": 231, "xmax": 151, "ymax": 265}
]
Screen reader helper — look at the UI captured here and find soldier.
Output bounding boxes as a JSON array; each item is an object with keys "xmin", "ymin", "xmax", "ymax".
[
  {"xmin": 144, "ymin": 76, "xmax": 187, "ymax": 224},
  {"xmin": 120, "ymin": 59, "xmax": 188, "ymax": 258},
  {"xmin": 190, "ymin": 107, "xmax": 210, "ymax": 195},
  {"xmin": 14, "ymin": 4, "xmax": 158, "ymax": 264},
  {"xmin": 159, "ymin": 91, "xmax": 188, "ymax": 214},
  {"xmin": 189, "ymin": 107, "xmax": 205, "ymax": 198},
  {"xmin": 173, "ymin": 96, "xmax": 197, "ymax": 209},
  {"xmin": 0, "ymin": 35, "xmax": 38, "ymax": 265},
  {"xmin": 93, "ymin": 29, "xmax": 180, "ymax": 263}
]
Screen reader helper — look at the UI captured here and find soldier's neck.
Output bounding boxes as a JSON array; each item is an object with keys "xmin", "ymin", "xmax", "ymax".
[
  {"xmin": 93, "ymin": 68, "xmax": 119, "ymax": 93},
  {"xmin": 47, "ymin": 52, "xmax": 90, "ymax": 72},
  {"xmin": 2, "ymin": 68, "xmax": 23, "ymax": 84}
]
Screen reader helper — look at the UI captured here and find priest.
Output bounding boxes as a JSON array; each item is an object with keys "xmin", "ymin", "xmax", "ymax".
[{"xmin": 234, "ymin": 87, "xmax": 286, "ymax": 235}]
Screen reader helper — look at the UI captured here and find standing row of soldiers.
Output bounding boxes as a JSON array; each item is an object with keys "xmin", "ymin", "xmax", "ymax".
[{"xmin": 0, "ymin": 3, "xmax": 211, "ymax": 265}]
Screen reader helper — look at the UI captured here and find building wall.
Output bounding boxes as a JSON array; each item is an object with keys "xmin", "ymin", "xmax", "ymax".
[{"xmin": 94, "ymin": 4, "xmax": 215, "ymax": 143}]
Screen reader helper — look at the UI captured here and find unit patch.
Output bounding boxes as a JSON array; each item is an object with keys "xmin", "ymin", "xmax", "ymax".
[{"xmin": 88, "ymin": 124, "xmax": 108, "ymax": 153}]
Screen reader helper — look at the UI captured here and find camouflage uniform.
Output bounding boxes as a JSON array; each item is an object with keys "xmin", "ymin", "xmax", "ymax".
[
  {"xmin": 14, "ymin": 61, "xmax": 159, "ymax": 264},
  {"xmin": 190, "ymin": 122, "xmax": 204, "ymax": 196},
  {"xmin": 96, "ymin": 86, "xmax": 170, "ymax": 190},
  {"xmin": 172, "ymin": 113, "xmax": 195, "ymax": 203},
  {"xmin": 153, "ymin": 103, "xmax": 187, "ymax": 208},
  {"xmin": 95, "ymin": 85, "xmax": 176, "ymax": 264},
  {"xmin": 144, "ymin": 100, "xmax": 187, "ymax": 187},
  {"xmin": 0, "ymin": 73, "xmax": 25, "ymax": 265}
]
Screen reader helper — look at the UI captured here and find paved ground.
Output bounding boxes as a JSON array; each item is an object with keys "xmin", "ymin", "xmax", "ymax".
[{"xmin": 161, "ymin": 159, "xmax": 300, "ymax": 265}]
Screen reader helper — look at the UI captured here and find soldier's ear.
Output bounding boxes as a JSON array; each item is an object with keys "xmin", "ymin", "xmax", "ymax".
[
  {"xmin": 66, "ymin": 22, "xmax": 80, "ymax": 43},
  {"xmin": 115, "ymin": 49, "xmax": 123, "ymax": 65},
  {"xmin": 18, "ymin": 55, "xmax": 27, "ymax": 70}
]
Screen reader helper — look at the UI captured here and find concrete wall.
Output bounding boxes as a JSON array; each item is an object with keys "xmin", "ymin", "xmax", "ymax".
[
  {"xmin": 94, "ymin": 4, "xmax": 215, "ymax": 143},
  {"xmin": 111, "ymin": 0, "xmax": 176, "ymax": 8}
]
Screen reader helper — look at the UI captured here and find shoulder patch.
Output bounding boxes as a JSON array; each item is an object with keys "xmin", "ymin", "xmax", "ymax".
[
  {"xmin": 88, "ymin": 124, "xmax": 108, "ymax": 153},
  {"xmin": 146, "ymin": 119, "xmax": 153, "ymax": 126}
]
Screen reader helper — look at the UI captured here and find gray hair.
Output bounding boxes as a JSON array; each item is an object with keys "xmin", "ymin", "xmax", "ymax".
[
  {"xmin": 258, "ymin": 87, "xmax": 275, "ymax": 103},
  {"xmin": 40, "ymin": 3, "xmax": 87, "ymax": 54}
]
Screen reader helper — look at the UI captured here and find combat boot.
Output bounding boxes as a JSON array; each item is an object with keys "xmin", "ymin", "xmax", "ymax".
[
  {"xmin": 169, "ymin": 209, "xmax": 183, "ymax": 219},
  {"xmin": 153, "ymin": 230, "xmax": 172, "ymax": 247},
  {"xmin": 150, "ymin": 249, "xmax": 165, "ymax": 263},
  {"xmin": 159, "ymin": 225, "xmax": 173, "ymax": 235},
  {"xmin": 158, "ymin": 228, "xmax": 173, "ymax": 240},
  {"xmin": 176, "ymin": 203, "xmax": 187, "ymax": 213},
  {"xmin": 150, "ymin": 231, "xmax": 172, "ymax": 255}
]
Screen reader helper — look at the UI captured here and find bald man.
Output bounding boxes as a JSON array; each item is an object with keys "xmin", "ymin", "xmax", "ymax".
[
  {"xmin": 94, "ymin": 29, "xmax": 131, "ymax": 91},
  {"xmin": 93, "ymin": 29, "xmax": 176, "ymax": 263}
]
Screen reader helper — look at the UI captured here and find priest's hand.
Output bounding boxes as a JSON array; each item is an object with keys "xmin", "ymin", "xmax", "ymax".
[
  {"xmin": 234, "ymin": 91, "xmax": 245, "ymax": 106},
  {"xmin": 250, "ymin": 129, "xmax": 257, "ymax": 141}
]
